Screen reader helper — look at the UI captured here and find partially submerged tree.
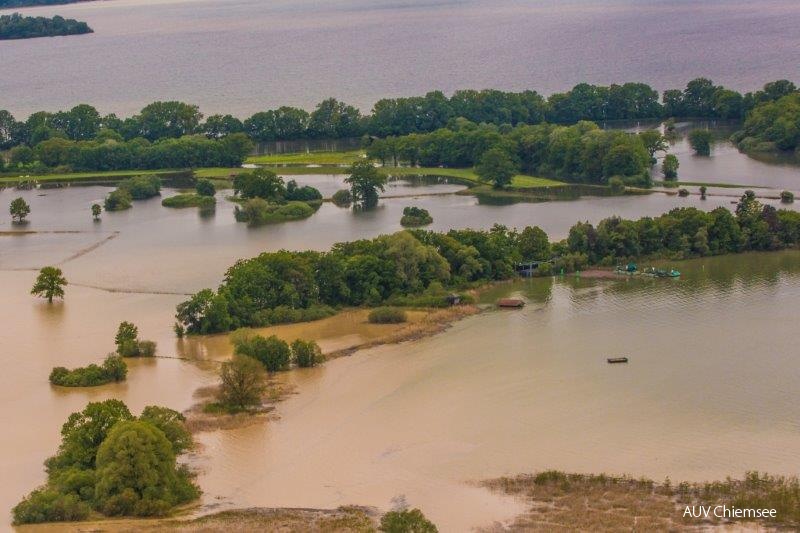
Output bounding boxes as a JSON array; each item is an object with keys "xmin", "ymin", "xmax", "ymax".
[
  {"xmin": 662, "ymin": 154, "xmax": 679, "ymax": 180},
  {"xmin": 344, "ymin": 160, "xmax": 386, "ymax": 209},
  {"xmin": 10, "ymin": 196, "xmax": 30, "ymax": 223},
  {"xmin": 688, "ymin": 129, "xmax": 713, "ymax": 156},
  {"xmin": 31, "ymin": 266, "xmax": 67, "ymax": 303},
  {"xmin": 14, "ymin": 400, "xmax": 198, "ymax": 525},
  {"xmin": 218, "ymin": 354, "xmax": 267, "ymax": 412}
]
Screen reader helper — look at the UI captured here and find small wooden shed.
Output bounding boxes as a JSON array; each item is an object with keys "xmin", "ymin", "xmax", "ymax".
[{"xmin": 497, "ymin": 298, "xmax": 525, "ymax": 308}]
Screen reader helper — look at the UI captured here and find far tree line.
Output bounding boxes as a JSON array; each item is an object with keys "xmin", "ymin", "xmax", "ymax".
[
  {"xmin": 0, "ymin": 12, "xmax": 91, "ymax": 40},
  {"xmin": 0, "ymin": 78, "xmax": 795, "ymax": 151}
]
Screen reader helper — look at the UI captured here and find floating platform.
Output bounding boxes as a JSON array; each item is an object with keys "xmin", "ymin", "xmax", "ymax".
[{"xmin": 607, "ymin": 357, "xmax": 629, "ymax": 364}]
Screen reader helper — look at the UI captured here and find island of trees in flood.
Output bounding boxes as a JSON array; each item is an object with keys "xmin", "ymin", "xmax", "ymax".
[
  {"xmin": 175, "ymin": 190, "xmax": 800, "ymax": 334},
  {"xmin": 0, "ymin": 12, "xmax": 92, "ymax": 39}
]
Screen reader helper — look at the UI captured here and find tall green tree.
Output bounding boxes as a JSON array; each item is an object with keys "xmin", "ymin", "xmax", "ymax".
[
  {"xmin": 518, "ymin": 226, "xmax": 551, "ymax": 260},
  {"xmin": 31, "ymin": 266, "xmax": 67, "ymax": 303},
  {"xmin": 10, "ymin": 196, "xmax": 30, "ymax": 222},
  {"xmin": 662, "ymin": 154, "xmax": 679, "ymax": 180},
  {"xmin": 688, "ymin": 129, "xmax": 713, "ymax": 156},
  {"xmin": 94, "ymin": 420, "xmax": 199, "ymax": 517},
  {"xmin": 344, "ymin": 160, "xmax": 387, "ymax": 209},
  {"xmin": 218, "ymin": 354, "xmax": 267, "ymax": 411},
  {"xmin": 475, "ymin": 147, "xmax": 517, "ymax": 188}
]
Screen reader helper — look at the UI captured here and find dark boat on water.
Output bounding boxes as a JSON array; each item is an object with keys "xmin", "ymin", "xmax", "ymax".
[{"xmin": 607, "ymin": 357, "xmax": 629, "ymax": 364}]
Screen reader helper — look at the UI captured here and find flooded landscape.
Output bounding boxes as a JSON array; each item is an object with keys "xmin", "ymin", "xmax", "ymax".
[
  {"xmin": 2, "ymin": 0, "xmax": 800, "ymax": 529},
  {"xmin": 3, "ymin": 140, "xmax": 800, "ymax": 527}
]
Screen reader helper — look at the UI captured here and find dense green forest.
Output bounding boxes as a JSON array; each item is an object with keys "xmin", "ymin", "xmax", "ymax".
[
  {"xmin": 732, "ymin": 92, "xmax": 800, "ymax": 153},
  {"xmin": 366, "ymin": 120, "xmax": 655, "ymax": 187},
  {"xmin": 174, "ymin": 191, "xmax": 800, "ymax": 335},
  {"xmin": 0, "ymin": 79, "xmax": 796, "ymax": 154},
  {"xmin": 0, "ymin": 12, "xmax": 91, "ymax": 39}
]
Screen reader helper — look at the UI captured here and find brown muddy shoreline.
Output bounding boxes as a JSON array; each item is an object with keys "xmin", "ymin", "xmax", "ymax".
[{"xmin": 182, "ymin": 304, "xmax": 482, "ymax": 434}]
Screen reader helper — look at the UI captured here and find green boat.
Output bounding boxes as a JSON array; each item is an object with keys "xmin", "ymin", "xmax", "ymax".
[{"xmin": 641, "ymin": 267, "xmax": 681, "ymax": 278}]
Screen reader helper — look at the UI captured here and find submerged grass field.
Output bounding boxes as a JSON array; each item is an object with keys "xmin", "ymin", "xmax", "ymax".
[
  {"xmin": 0, "ymin": 167, "xmax": 241, "ymax": 185},
  {"xmin": 484, "ymin": 470, "xmax": 800, "ymax": 530},
  {"xmin": 246, "ymin": 150, "xmax": 365, "ymax": 165}
]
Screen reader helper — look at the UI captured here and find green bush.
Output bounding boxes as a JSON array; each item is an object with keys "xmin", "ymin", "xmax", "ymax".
[
  {"xmin": 161, "ymin": 193, "xmax": 216, "ymax": 209},
  {"xmin": 291, "ymin": 339, "xmax": 322, "ymax": 368},
  {"xmin": 400, "ymin": 206, "xmax": 433, "ymax": 227},
  {"xmin": 608, "ymin": 176, "xmax": 626, "ymax": 194},
  {"xmin": 195, "ymin": 178, "xmax": 216, "ymax": 197},
  {"xmin": 94, "ymin": 421, "xmax": 199, "ymax": 517},
  {"xmin": 233, "ymin": 332, "xmax": 291, "ymax": 372},
  {"xmin": 251, "ymin": 304, "xmax": 336, "ymax": 326},
  {"xmin": 781, "ymin": 190, "xmax": 794, "ymax": 203},
  {"xmin": 285, "ymin": 179, "xmax": 322, "ymax": 201},
  {"xmin": 217, "ymin": 354, "xmax": 267, "ymax": 412},
  {"xmin": 688, "ymin": 129, "xmax": 713, "ymax": 156},
  {"xmin": 380, "ymin": 508, "xmax": 438, "ymax": 533},
  {"xmin": 368, "ymin": 307, "xmax": 408, "ymax": 324},
  {"xmin": 13, "ymin": 400, "xmax": 197, "ymax": 525},
  {"xmin": 678, "ymin": 188, "xmax": 690, "ymax": 197},
  {"xmin": 137, "ymin": 340, "xmax": 157, "ymax": 357},
  {"xmin": 331, "ymin": 189, "xmax": 352, "ymax": 207},
  {"xmin": 115, "ymin": 322, "xmax": 156, "ymax": 356},
  {"xmin": 118, "ymin": 339, "xmax": 156, "ymax": 357},
  {"xmin": 12, "ymin": 488, "xmax": 90, "ymax": 525},
  {"xmin": 138, "ymin": 406, "xmax": 193, "ymax": 455},
  {"xmin": 662, "ymin": 154, "xmax": 679, "ymax": 180},
  {"xmin": 234, "ymin": 199, "xmax": 317, "ymax": 225},
  {"xmin": 118, "ymin": 175, "xmax": 161, "ymax": 200},
  {"xmin": 104, "ymin": 188, "xmax": 132, "ymax": 211},
  {"xmin": 49, "ymin": 354, "xmax": 128, "ymax": 387}
]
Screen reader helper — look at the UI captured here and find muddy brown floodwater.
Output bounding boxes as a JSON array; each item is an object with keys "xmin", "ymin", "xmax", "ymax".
[{"xmin": 2, "ymin": 181, "xmax": 800, "ymax": 530}]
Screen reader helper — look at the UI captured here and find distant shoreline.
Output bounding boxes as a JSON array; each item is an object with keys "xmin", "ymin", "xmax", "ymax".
[{"xmin": 0, "ymin": 0, "xmax": 98, "ymax": 10}]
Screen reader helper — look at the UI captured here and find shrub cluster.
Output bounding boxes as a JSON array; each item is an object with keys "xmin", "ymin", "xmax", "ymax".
[
  {"xmin": 368, "ymin": 307, "xmax": 408, "ymax": 324},
  {"xmin": 115, "ymin": 321, "xmax": 157, "ymax": 357},
  {"xmin": 118, "ymin": 175, "xmax": 161, "ymax": 199},
  {"xmin": 331, "ymin": 189, "xmax": 353, "ymax": 207},
  {"xmin": 400, "ymin": 206, "xmax": 433, "ymax": 227},
  {"xmin": 230, "ymin": 330, "xmax": 323, "ymax": 372},
  {"xmin": 234, "ymin": 199, "xmax": 319, "ymax": 225},
  {"xmin": 161, "ymin": 193, "xmax": 216, "ymax": 209},
  {"xmin": 12, "ymin": 400, "xmax": 197, "ymax": 525},
  {"xmin": 49, "ymin": 354, "xmax": 127, "ymax": 387}
]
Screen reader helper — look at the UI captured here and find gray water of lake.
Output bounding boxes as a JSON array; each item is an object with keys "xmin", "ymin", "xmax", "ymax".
[{"xmin": 3, "ymin": 0, "xmax": 800, "ymax": 116}]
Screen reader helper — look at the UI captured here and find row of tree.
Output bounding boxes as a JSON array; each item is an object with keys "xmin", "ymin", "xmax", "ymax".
[
  {"xmin": 367, "ymin": 120, "xmax": 658, "ymax": 187},
  {"xmin": 1, "ymin": 79, "xmax": 795, "ymax": 150},
  {"xmin": 2, "ymin": 132, "xmax": 252, "ymax": 173},
  {"xmin": 0, "ymin": 12, "xmax": 92, "ymax": 40},
  {"xmin": 174, "ymin": 191, "xmax": 800, "ymax": 335}
]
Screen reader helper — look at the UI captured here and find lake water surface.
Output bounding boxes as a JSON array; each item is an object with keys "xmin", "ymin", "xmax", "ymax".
[{"xmin": 3, "ymin": 0, "xmax": 800, "ymax": 116}]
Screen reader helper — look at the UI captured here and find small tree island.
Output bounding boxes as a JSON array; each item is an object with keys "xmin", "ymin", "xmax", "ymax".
[{"xmin": 0, "ymin": 12, "xmax": 93, "ymax": 40}]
